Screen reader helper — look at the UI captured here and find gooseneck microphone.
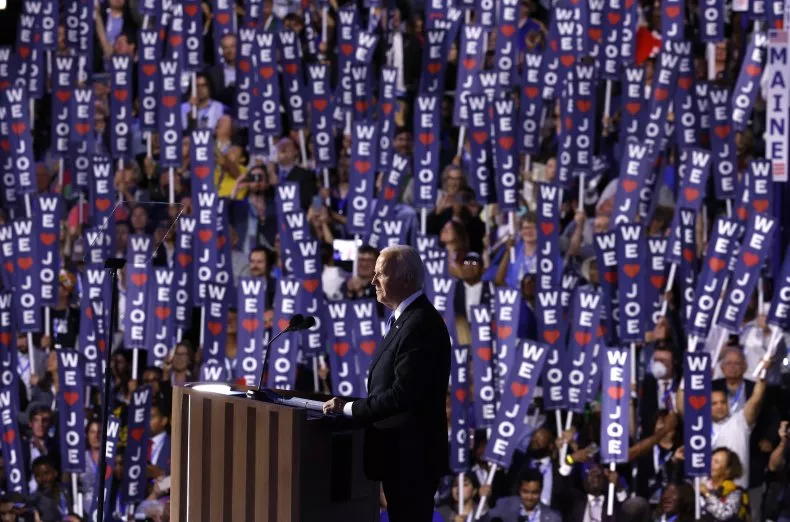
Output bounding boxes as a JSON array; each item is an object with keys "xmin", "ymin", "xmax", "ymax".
[{"xmin": 255, "ymin": 314, "xmax": 314, "ymax": 390}]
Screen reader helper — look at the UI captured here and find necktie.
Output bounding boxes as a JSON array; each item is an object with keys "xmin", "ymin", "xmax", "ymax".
[{"xmin": 384, "ymin": 315, "xmax": 395, "ymax": 336}]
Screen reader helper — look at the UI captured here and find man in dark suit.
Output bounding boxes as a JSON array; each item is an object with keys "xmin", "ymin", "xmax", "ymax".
[
  {"xmin": 204, "ymin": 33, "xmax": 238, "ymax": 108},
  {"xmin": 563, "ymin": 463, "xmax": 623, "ymax": 522},
  {"xmin": 507, "ymin": 426, "xmax": 568, "ymax": 512},
  {"xmin": 487, "ymin": 468, "xmax": 562, "ymax": 522},
  {"xmin": 323, "ymin": 245, "xmax": 451, "ymax": 521},
  {"xmin": 639, "ymin": 345, "xmax": 681, "ymax": 436},
  {"xmin": 272, "ymin": 136, "xmax": 318, "ymax": 211}
]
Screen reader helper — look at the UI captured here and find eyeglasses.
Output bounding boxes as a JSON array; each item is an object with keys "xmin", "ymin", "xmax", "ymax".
[{"xmin": 463, "ymin": 260, "xmax": 481, "ymax": 266}]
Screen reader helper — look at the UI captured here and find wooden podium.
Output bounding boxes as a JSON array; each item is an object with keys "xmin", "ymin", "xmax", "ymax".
[{"xmin": 169, "ymin": 385, "xmax": 380, "ymax": 522}]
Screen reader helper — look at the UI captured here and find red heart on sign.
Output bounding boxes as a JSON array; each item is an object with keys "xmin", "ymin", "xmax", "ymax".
[
  {"xmin": 75, "ymin": 123, "xmax": 90, "ymax": 136},
  {"xmin": 56, "ymin": 90, "xmax": 71, "ymax": 103},
  {"xmin": 354, "ymin": 160, "xmax": 372, "ymax": 174},
  {"xmin": 198, "ymin": 230, "xmax": 212, "ymax": 243},
  {"xmin": 130, "ymin": 427, "xmax": 145, "ymax": 441},
  {"xmin": 543, "ymin": 330, "xmax": 560, "ymax": 345},
  {"xmin": 333, "ymin": 342, "xmax": 349, "ymax": 357},
  {"xmin": 500, "ymin": 24, "xmax": 516, "ymax": 37},
  {"xmin": 472, "ymin": 131, "xmax": 488, "ymax": 145},
  {"xmin": 194, "ymin": 165, "xmax": 211, "ymax": 179},
  {"xmin": 95, "ymin": 198, "xmax": 111, "ymax": 212},
  {"xmin": 607, "ymin": 12, "xmax": 621, "ymax": 23},
  {"xmin": 560, "ymin": 55, "xmax": 575, "ymax": 67},
  {"xmin": 419, "ymin": 133, "xmax": 435, "ymax": 145},
  {"xmin": 113, "ymin": 89, "xmax": 128, "ymax": 102},
  {"xmin": 340, "ymin": 44, "xmax": 354, "ymax": 56},
  {"xmin": 162, "ymin": 96, "xmax": 178, "ymax": 109},
  {"xmin": 184, "ymin": 4, "xmax": 198, "ymax": 16},
  {"xmin": 607, "ymin": 386, "xmax": 625, "ymax": 400},
  {"xmin": 208, "ymin": 322, "xmax": 223, "ymax": 336},
  {"xmin": 743, "ymin": 252, "xmax": 759, "ymax": 267},
  {"xmin": 454, "ymin": 388, "xmax": 467, "ymax": 402},
  {"xmin": 746, "ymin": 64, "xmax": 761, "ymax": 77},
  {"xmin": 576, "ymin": 100, "xmax": 591, "ymax": 113},
  {"xmin": 259, "ymin": 67, "xmax": 275, "ymax": 79},
  {"xmin": 303, "ymin": 279, "xmax": 319, "ymax": 292},
  {"xmin": 623, "ymin": 264, "xmax": 640, "ymax": 278},
  {"xmin": 313, "ymin": 99, "xmax": 327, "ymax": 111},
  {"xmin": 752, "ymin": 199, "xmax": 769, "ymax": 213},
  {"xmin": 510, "ymin": 382, "xmax": 529, "ymax": 398},
  {"xmin": 684, "ymin": 187, "xmax": 700, "ymax": 202},
  {"xmin": 17, "ymin": 257, "xmax": 33, "ymax": 270},
  {"xmin": 39, "ymin": 233, "xmax": 56, "ymax": 246},
  {"xmin": 383, "ymin": 187, "xmax": 396, "ymax": 200},
  {"xmin": 3, "ymin": 429, "xmax": 15, "ymax": 445},
  {"xmin": 708, "ymin": 257, "xmax": 726, "ymax": 272},
  {"xmin": 278, "ymin": 319, "xmax": 290, "ymax": 331},
  {"xmin": 11, "ymin": 122, "xmax": 26, "ymax": 135},
  {"xmin": 550, "ymin": 39, "xmax": 558, "ymax": 52},
  {"xmin": 688, "ymin": 395, "xmax": 707, "ymax": 410},
  {"xmin": 0, "ymin": 332, "xmax": 10, "ymax": 346},
  {"xmin": 238, "ymin": 60, "xmax": 251, "ymax": 73},
  {"xmin": 737, "ymin": 206, "xmax": 748, "ymax": 220},
  {"xmin": 242, "ymin": 319, "xmax": 259, "ymax": 333},
  {"xmin": 155, "ymin": 306, "xmax": 171, "ymax": 320},
  {"xmin": 18, "ymin": 46, "xmax": 30, "ymax": 59},
  {"xmin": 588, "ymin": 28, "xmax": 602, "ymax": 41},
  {"xmin": 463, "ymin": 58, "xmax": 477, "ymax": 70},
  {"xmin": 564, "ymin": 117, "xmax": 573, "ymax": 131},
  {"xmin": 170, "ymin": 35, "xmax": 183, "ymax": 47},
  {"xmin": 604, "ymin": 271, "xmax": 617, "ymax": 284},
  {"xmin": 0, "ymin": 140, "xmax": 8, "ymax": 152},
  {"xmin": 142, "ymin": 64, "xmax": 156, "ymax": 77},
  {"xmin": 85, "ymin": 307, "xmax": 93, "ymax": 320},
  {"xmin": 597, "ymin": 325, "xmax": 606, "ymax": 338},
  {"xmin": 525, "ymin": 87, "xmax": 539, "ymax": 99},
  {"xmin": 381, "ymin": 102, "xmax": 394, "ymax": 115},
  {"xmin": 216, "ymin": 13, "xmax": 230, "ymax": 24},
  {"xmin": 678, "ymin": 76, "xmax": 692, "ymax": 90},
  {"xmin": 3, "ymin": 261, "xmax": 13, "ymax": 274},
  {"xmin": 498, "ymin": 136, "xmax": 514, "ymax": 150},
  {"xmin": 218, "ymin": 235, "xmax": 226, "ymax": 249},
  {"xmin": 665, "ymin": 5, "xmax": 680, "ymax": 17},
  {"xmin": 284, "ymin": 63, "xmax": 298, "ymax": 76},
  {"xmin": 476, "ymin": 346, "xmax": 492, "ymax": 361},
  {"xmin": 63, "ymin": 391, "xmax": 80, "ymax": 407},
  {"xmin": 98, "ymin": 339, "xmax": 106, "ymax": 352},
  {"xmin": 776, "ymin": 19, "xmax": 783, "ymax": 28},
  {"xmin": 625, "ymin": 102, "xmax": 641, "ymax": 115},
  {"xmin": 714, "ymin": 125, "xmax": 730, "ymax": 139},
  {"xmin": 654, "ymin": 88, "xmax": 668, "ymax": 101},
  {"xmin": 360, "ymin": 340, "xmax": 376, "ymax": 355},
  {"xmin": 540, "ymin": 223, "xmax": 554, "ymax": 235},
  {"xmin": 177, "ymin": 253, "xmax": 192, "ymax": 268},
  {"xmin": 497, "ymin": 326, "xmax": 512, "ymax": 339},
  {"xmin": 650, "ymin": 275, "xmax": 665, "ymax": 289},
  {"xmin": 427, "ymin": 62, "xmax": 441, "ymax": 74},
  {"xmin": 575, "ymin": 331, "xmax": 592, "ymax": 346},
  {"xmin": 621, "ymin": 179, "xmax": 638, "ymax": 193},
  {"xmin": 130, "ymin": 273, "xmax": 147, "ymax": 287}
]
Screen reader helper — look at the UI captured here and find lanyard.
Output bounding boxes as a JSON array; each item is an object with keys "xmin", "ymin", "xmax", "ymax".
[
  {"xmin": 729, "ymin": 382, "xmax": 744, "ymax": 410},
  {"xmin": 653, "ymin": 446, "xmax": 672, "ymax": 474}
]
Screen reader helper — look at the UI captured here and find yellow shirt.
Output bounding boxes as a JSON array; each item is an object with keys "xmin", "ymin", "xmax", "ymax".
[{"xmin": 213, "ymin": 164, "xmax": 248, "ymax": 200}]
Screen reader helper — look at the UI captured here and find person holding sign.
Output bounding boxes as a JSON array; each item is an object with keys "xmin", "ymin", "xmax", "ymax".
[
  {"xmin": 323, "ymin": 245, "xmax": 451, "ymax": 521},
  {"xmin": 699, "ymin": 448, "xmax": 750, "ymax": 521}
]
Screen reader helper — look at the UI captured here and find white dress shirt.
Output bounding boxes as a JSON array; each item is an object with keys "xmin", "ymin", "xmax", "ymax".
[
  {"xmin": 534, "ymin": 456, "xmax": 553, "ymax": 506},
  {"xmin": 342, "ymin": 290, "xmax": 423, "ymax": 417},
  {"xmin": 584, "ymin": 495, "xmax": 605, "ymax": 522},
  {"xmin": 150, "ymin": 431, "xmax": 167, "ymax": 466}
]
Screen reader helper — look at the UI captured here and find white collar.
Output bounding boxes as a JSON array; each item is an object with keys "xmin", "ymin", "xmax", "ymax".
[
  {"xmin": 151, "ymin": 431, "xmax": 166, "ymax": 445},
  {"xmin": 393, "ymin": 290, "xmax": 422, "ymax": 321},
  {"xmin": 587, "ymin": 494, "xmax": 604, "ymax": 504}
]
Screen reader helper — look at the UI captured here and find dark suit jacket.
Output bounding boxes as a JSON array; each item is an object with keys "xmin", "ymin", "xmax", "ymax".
[
  {"xmin": 453, "ymin": 280, "xmax": 495, "ymax": 319},
  {"xmin": 486, "ymin": 498, "xmax": 561, "ymax": 522},
  {"xmin": 205, "ymin": 63, "xmax": 236, "ymax": 108},
  {"xmin": 506, "ymin": 453, "xmax": 569, "ymax": 512},
  {"xmin": 284, "ymin": 165, "xmax": 318, "ymax": 211},
  {"xmin": 563, "ymin": 491, "xmax": 621, "ymax": 522},
  {"xmin": 151, "ymin": 434, "xmax": 172, "ymax": 476},
  {"xmin": 351, "ymin": 294, "xmax": 451, "ymax": 482},
  {"xmin": 639, "ymin": 374, "xmax": 681, "ymax": 436}
]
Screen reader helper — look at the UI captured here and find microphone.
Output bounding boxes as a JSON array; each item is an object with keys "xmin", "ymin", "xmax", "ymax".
[{"xmin": 255, "ymin": 314, "xmax": 310, "ymax": 390}]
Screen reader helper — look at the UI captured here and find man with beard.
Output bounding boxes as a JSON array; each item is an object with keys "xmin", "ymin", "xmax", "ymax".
[
  {"xmin": 487, "ymin": 468, "xmax": 562, "ymax": 522},
  {"xmin": 507, "ymin": 426, "xmax": 568, "ymax": 512}
]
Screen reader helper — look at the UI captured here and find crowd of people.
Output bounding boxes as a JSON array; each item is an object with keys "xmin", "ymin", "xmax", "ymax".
[{"xmin": 0, "ymin": 0, "xmax": 788, "ymax": 520}]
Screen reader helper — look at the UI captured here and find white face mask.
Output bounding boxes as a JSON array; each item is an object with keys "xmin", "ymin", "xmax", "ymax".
[{"xmin": 651, "ymin": 360, "xmax": 668, "ymax": 379}]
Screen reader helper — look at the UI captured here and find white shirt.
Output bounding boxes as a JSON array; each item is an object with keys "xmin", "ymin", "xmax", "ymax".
[
  {"xmin": 534, "ymin": 456, "xmax": 553, "ymax": 506},
  {"xmin": 342, "ymin": 290, "xmax": 423, "ymax": 417},
  {"xmin": 584, "ymin": 495, "xmax": 604, "ymax": 522},
  {"xmin": 150, "ymin": 431, "xmax": 166, "ymax": 466},
  {"xmin": 463, "ymin": 281, "xmax": 484, "ymax": 320},
  {"xmin": 712, "ymin": 409, "xmax": 752, "ymax": 487}
]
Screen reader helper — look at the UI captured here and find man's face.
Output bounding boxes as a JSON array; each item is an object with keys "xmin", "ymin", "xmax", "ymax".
[
  {"xmin": 173, "ymin": 346, "xmax": 191, "ymax": 372},
  {"xmin": 711, "ymin": 390, "xmax": 729, "ymax": 422},
  {"xmin": 518, "ymin": 481, "xmax": 542, "ymax": 511},
  {"xmin": 30, "ymin": 412, "xmax": 52, "ymax": 438},
  {"xmin": 393, "ymin": 132, "xmax": 411, "ymax": 155},
  {"xmin": 33, "ymin": 464, "xmax": 57, "ymax": 490},
  {"xmin": 357, "ymin": 252, "xmax": 377, "ymax": 279},
  {"xmin": 721, "ymin": 350, "xmax": 745, "ymax": 380},
  {"xmin": 249, "ymin": 251, "xmax": 267, "ymax": 277},
  {"xmin": 196, "ymin": 75, "xmax": 210, "ymax": 102},
  {"xmin": 277, "ymin": 140, "xmax": 298, "ymax": 166},
  {"xmin": 584, "ymin": 465, "xmax": 606, "ymax": 496},
  {"xmin": 594, "ymin": 215, "xmax": 610, "ymax": 234},
  {"xmin": 149, "ymin": 407, "xmax": 168, "ymax": 435},
  {"xmin": 521, "ymin": 220, "xmax": 538, "ymax": 243},
  {"xmin": 652, "ymin": 350, "xmax": 674, "ymax": 378},
  {"xmin": 143, "ymin": 370, "xmax": 161, "ymax": 394},
  {"xmin": 372, "ymin": 254, "xmax": 397, "ymax": 309},
  {"xmin": 220, "ymin": 35, "xmax": 237, "ymax": 64}
]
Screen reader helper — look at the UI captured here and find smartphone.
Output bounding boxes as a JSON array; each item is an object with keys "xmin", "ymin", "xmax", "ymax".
[
  {"xmin": 311, "ymin": 195, "xmax": 324, "ymax": 210},
  {"xmin": 587, "ymin": 443, "xmax": 599, "ymax": 455}
]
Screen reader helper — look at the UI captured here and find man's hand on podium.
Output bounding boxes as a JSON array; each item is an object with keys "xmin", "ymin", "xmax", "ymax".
[{"xmin": 323, "ymin": 397, "xmax": 347, "ymax": 415}]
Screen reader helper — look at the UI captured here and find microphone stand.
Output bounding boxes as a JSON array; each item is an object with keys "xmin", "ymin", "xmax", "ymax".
[
  {"xmin": 256, "ymin": 324, "xmax": 296, "ymax": 390},
  {"xmin": 96, "ymin": 258, "xmax": 126, "ymax": 522}
]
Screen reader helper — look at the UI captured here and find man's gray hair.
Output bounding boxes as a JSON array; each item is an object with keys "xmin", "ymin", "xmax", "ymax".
[{"xmin": 381, "ymin": 245, "xmax": 425, "ymax": 294}]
